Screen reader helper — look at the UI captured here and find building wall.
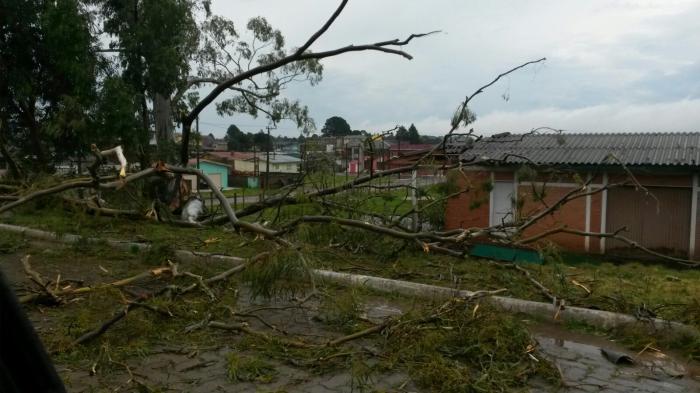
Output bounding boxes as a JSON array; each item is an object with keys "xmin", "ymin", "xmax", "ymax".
[
  {"xmin": 269, "ymin": 162, "xmax": 299, "ymax": 173},
  {"xmin": 444, "ymin": 171, "xmax": 491, "ymax": 230},
  {"xmin": 694, "ymin": 180, "xmax": 700, "ymax": 258},
  {"xmin": 518, "ymin": 183, "xmax": 588, "ymax": 251},
  {"xmin": 606, "ymin": 186, "xmax": 692, "ymax": 256},
  {"xmin": 234, "ymin": 159, "xmax": 256, "ymax": 173},
  {"xmin": 234, "ymin": 159, "xmax": 299, "ymax": 174},
  {"xmin": 445, "ymin": 168, "xmax": 699, "ymax": 258},
  {"xmin": 192, "ymin": 161, "xmax": 229, "ymax": 189}
]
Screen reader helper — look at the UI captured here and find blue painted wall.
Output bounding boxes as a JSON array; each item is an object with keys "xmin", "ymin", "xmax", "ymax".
[{"xmin": 192, "ymin": 161, "xmax": 229, "ymax": 189}]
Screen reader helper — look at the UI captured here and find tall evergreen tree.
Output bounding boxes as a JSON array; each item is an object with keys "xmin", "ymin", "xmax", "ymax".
[
  {"xmin": 407, "ymin": 123, "xmax": 421, "ymax": 144},
  {"xmin": 226, "ymin": 124, "xmax": 253, "ymax": 151}
]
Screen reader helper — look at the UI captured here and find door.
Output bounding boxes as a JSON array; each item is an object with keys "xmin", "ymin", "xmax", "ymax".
[
  {"xmin": 491, "ymin": 181, "xmax": 515, "ymax": 226},
  {"xmin": 606, "ymin": 186, "xmax": 691, "ymax": 256},
  {"xmin": 209, "ymin": 173, "xmax": 222, "ymax": 189}
]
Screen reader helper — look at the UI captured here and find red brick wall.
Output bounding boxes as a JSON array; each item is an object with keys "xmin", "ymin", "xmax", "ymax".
[
  {"xmin": 695, "ymin": 191, "xmax": 700, "ymax": 259},
  {"xmin": 445, "ymin": 169, "xmax": 697, "ymax": 256},
  {"xmin": 518, "ymin": 185, "xmax": 587, "ymax": 252},
  {"xmin": 444, "ymin": 171, "xmax": 491, "ymax": 230},
  {"xmin": 608, "ymin": 173, "xmax": 691, "ymax": 187},
  {"xmin": 494, "ymin": 171, "xmax": 514, "ymax": 181}
]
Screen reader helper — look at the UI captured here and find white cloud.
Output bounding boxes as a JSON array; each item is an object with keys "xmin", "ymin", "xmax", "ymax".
[
  {"xmin": 199, "ymin": 1, "xmax": 700, "ymax": 138},
  {"xmin": 470, "ymin": 99, "xmax": 700, "ymax": 134}
]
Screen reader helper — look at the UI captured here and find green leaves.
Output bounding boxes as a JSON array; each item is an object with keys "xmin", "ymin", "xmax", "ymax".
[
  {"xmin": 321, "ymin": 116, "xmax": 352, "ymax": 137},
  {"xmin": 1, "ymin": 0, "xmax": 98, "ymax": 169},
  {"xmin": 197, "ymin": 14, "xmax": 321, "ymax": 132},
  {"xmin": 450, "ymin": 103, "xmax": 477, "ymax": 129}
]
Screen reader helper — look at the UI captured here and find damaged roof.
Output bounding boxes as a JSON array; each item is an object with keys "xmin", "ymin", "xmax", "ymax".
[{"xmin": 459, "ymin": 132, "xmax": 700, "ymax": 167}]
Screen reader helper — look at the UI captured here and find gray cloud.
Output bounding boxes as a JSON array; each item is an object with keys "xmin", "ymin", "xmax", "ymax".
[{"xmin": 198, "ymin": 0, "xmax": 700, "ymax": 137}]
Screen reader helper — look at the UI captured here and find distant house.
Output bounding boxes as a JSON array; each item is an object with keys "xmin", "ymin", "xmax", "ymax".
[
  {"xmin": 275, "ymin": 140, "xmax": 301, "ymax": 157},
  {"xmin": 205, "ymin": 151, "xmax": 254, "ymax": 172},
  {"xmin": 200, "ymin": 133, "xmax": 228, "ymax": 152},
  {"xmin": 301, "ymin": 135, "xmax": 390, "ymax": 174},
  {"xmin": 389, "ymin": 143, "xmax": 436, "ymax": 158},
  {"xmin": 203, "ymin": 151, "xmax": 301, "ymax": 188},
  {"xmin": 184, "ymin": 159, "xmax": 231, "ymax": 191},
  {"xmin": 205, "ymin": 151, "xmax": 300, "ymax": 174},
  {"xmin": 262, "ymin": 153, "xmax": 302, "ymax": 174},
  {"xmin": 380, "ymin": 143, "xmax": 443, "ymax": 176},
  {"xmin": 444, "ymin": 132, "xmax": 700, "ymax": 259}
]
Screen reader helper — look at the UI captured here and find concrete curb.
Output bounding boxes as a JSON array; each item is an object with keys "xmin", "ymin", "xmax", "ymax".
[
  {"xmin": 2, "ymin": 222, "xmax": 697, "ymax": 340},
  {"xmin": 313, "ymin": 270, "xmax": 698, "ymax": 338}
]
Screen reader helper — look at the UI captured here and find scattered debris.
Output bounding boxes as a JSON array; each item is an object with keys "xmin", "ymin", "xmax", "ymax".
[{"xmin": 601, "ymin": 348, "xmax": 635, "ymax": 365}]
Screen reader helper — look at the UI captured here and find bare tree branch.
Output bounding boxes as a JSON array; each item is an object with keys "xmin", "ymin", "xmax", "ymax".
[{"xmin": 179, "ymin": 0, "xmax": 436, "ymax": 164}]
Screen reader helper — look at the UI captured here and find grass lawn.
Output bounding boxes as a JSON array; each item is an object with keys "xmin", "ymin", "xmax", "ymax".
[
  {"xmin": 3, "ymin": 201, "xmax": 699, "ymax": 360},
  {"xmin": 202, "ymin": 187, "xmax": 263, "ymax": 198}
]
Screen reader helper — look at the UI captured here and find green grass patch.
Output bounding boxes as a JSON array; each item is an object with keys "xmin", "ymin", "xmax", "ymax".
[{"xmin": 227, "ymin": 353, "xmax": 278, "ymax": 383}]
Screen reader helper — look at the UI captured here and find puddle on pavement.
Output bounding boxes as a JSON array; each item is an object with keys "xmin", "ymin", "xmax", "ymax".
[
  {"xmin": 361, "ymin": 301, "xmax": 404, "ymax": 324},
  {"xmin": 529, "ymin": 322, "xmax": 700, "ymax": 387}
]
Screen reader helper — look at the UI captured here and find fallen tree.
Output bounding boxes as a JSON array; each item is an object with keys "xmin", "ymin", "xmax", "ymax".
[{"xmin": 6, "ymin": 223, "xmax": 698, "ymax": 342}]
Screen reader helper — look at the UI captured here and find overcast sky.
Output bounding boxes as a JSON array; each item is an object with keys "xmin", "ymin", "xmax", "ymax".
[{"xmin": 197, "ymin": 0, "xmax": 700, "ymax": 138}]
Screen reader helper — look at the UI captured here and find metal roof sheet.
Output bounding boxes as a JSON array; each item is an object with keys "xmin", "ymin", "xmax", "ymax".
[{"xmin": 458, "ymin": 132, "xmax": 700, "ymax": 167}]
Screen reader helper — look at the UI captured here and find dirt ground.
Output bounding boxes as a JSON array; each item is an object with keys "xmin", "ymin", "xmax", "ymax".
[
  {"xmin": 1, "ymin": 241, "xmax": 699, "ymax": 392},
  {"xmin": 2, "ymin": 243, "xmax": 421, "ymax": 392}
]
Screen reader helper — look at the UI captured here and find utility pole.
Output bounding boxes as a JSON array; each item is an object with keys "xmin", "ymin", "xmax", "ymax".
[
  {"xmin": 411, "ymin": 169, "xmax": 418, "ymax": 232},
  {"xmin": 264, "ymin": 126, "xmax": 271, "ymax": 199},
  {"xmin": 344, "ymin": 136, "xmax": 348, "ymax": 182},
  {"xmin": 196, "ymin": 115, "xmax": 200, "ymax": 170},
  {"xmin": 397, "ymin": 132, "xmax": 401, "ymax": 180},
  {"xmin": 253, "ymin": 144, "xmax": 257, "ymax": 176}
]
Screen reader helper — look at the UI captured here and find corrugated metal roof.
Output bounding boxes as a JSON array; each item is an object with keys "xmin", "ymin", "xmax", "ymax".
[
  {"xmin": 459, "ymin": 132, "xmax": 700, "ymax": 167},
  {"xmin": 187, "ymin": 159, "xmax": 231, "ymax": 168}
]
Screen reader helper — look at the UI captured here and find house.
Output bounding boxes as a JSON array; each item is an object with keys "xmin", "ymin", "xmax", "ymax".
[
  {"xmin": 301, "ymin": 135, "xmax": 390, "ymax": 174},
  {"xmin": 444, "ymin": 132, "xmax": 700, "ymax": 259},
  {"xmin": 184, "ymin": 159, "xmax": 231, "ymax": 191},
  {"xmin": 205, "ymin": 151, "xmax": 255, "ymax": 173},
  {"xmin": 275, "ymin": 140, "xmax": 301, "ymax": 157},
  {"xmin": 342, "ymin": 136, "xmax": 390, "ymax": 174},
  {"xmin": 203, "ymin": 151, "xmax": 301, "ymax": 188},
  {"xmin": 388, "ymin": 143, "xmax": 436, "ymax": 159},
  {"xmin": 380, "ymin": 143, "xmax": 447, "ymax": 177},
  {"xmin": 201, "ymin": 133, "xmax": 228, "ymax": 151},
  {"xmin": 205, "ymin": 151, "xmax": 300, "ymax": 174}
]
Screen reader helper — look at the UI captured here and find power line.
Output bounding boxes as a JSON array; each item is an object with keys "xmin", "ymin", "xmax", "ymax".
[{"xmin": 197, "ymin": 120, "xmax": 303, "ymax": 131}]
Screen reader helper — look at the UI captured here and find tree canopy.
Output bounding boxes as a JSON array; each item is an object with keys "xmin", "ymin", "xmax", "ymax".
[
  {"xmin": 225, "ymin": 125, "xmax": 275, "ymax": 152},
  {"xmin": 226, "ymin": 124, "xmax": 252, "ymax": 151},
  {"xmin": 0, "ymin": 0, "xmax": 97, "ymax": 172},
  {"xmin": 1, "ymin": 0, "xmax": 429, "ymax": 175},
  {"xmin": 320, "ymin": 116, "xmax": 352, "ymax": 137},
  {"xmin": 395, "ymin": 123, "xmax": 422, "ymax": 144}
]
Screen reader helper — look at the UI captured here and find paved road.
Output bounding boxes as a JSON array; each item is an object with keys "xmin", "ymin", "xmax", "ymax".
[{"xmin": 529, "ymin": 326, "xmax": 699, "ymax": 392}]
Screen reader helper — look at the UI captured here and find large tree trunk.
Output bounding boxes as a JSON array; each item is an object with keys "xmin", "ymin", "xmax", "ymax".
[
  {"xmin": 180, "ymin": 120, "xmax": 192, "ymax": 166},
  {"xmin": 154, "ymin": 93, "xmax": 175, "ymax": 162},
  {"xmin": 154, "ymin": 94, "xmax": 173, "ymax": 145},
  {"xmin": 139, "ymin": 91, "xmax": 151, "ymax": 169},
  {"xmin": 19, "ymin": 102, "xmax": 48, "ymax": 171}
]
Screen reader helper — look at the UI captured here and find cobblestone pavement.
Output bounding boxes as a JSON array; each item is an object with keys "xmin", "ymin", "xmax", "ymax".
[
  {"xmin": 50, "ymin": 295, "xmax": 700, "ymax": 393},
  {"xmin": 60, "ymin": 346, "xmax": 416, "ymax": 393},
  {"xmin": 531, "ymin": 329, "xmax": 700, "ymax": 393},
  {"xmin": 6, "ymin": 246, "xmax": 696, "ymax": 393}
]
